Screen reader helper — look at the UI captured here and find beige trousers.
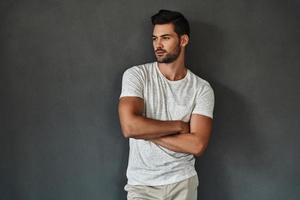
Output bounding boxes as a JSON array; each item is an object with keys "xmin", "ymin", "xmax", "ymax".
[{"xmin": 124, "ymin": 175, "xmax": 198, "ymax": 200}]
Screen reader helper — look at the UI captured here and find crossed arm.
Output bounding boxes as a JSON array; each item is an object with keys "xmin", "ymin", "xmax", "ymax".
[{"xmin": 118, "ymin": 96, "xmax": 213, "ymax": 157}]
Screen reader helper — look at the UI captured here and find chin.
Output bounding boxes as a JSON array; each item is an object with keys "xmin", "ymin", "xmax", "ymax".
[
  {"xmin": 157, "ymin": 59, "xmax": 167, "ymax": 63},
  {"xmin": 156, "ymin": 57, "xmax": 164, "ymax": 63}
]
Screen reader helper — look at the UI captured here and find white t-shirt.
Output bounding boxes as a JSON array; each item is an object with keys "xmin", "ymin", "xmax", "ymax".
[{"xmin": 120, "ymin": 61, "xmax": 215, "ymax": 186}]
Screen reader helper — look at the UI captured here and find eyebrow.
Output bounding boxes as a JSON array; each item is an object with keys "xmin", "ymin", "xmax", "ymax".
[{"xmin": 152, "ymin": 34, "xmax": 173, "ymax": 38}]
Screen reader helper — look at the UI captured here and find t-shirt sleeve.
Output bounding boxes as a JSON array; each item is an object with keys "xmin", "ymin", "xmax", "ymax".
[
  {"xmin": 192, "ymin": 84, "xmax": 215, "ymax": 119},
  {"xmin": 119, "ymin": 67, "xmax": 144, "ymax": 99}
]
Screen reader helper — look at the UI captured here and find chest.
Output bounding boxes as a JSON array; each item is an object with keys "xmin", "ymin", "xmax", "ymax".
[{"xmin": 143, "ymin": 77, "xmax": 197, "ymax": 121}]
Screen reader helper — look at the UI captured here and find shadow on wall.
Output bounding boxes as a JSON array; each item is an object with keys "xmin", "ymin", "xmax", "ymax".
[{"xmin": 188, "ymin": 22, "xmax": 266, "ymax": 200}]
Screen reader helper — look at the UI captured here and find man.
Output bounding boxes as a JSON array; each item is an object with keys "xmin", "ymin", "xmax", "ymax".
[{"xmin": 118, "ymin": 9, "xmax": 215, "ymax": 200}]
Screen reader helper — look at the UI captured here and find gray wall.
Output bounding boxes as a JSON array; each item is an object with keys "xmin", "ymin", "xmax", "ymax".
[{"xmin": 1, "ymin": 0, "xmax": 299, "ymax": 199}]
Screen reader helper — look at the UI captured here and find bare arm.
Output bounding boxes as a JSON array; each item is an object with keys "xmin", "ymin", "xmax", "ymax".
[
  {"xmin": 118, "ymin": 96, "xmax": 189, "ymax": 139},
  {"xmin": 149, "ymin": 114, "xmax": 213, "ymax": 157}
]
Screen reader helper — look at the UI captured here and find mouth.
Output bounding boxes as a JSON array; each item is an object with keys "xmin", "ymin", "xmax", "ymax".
[{"xmin": 155, "ymin": 50, "xmax": 166, "ymax": 55}]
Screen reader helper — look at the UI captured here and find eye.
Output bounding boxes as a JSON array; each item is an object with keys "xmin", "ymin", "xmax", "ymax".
[
  {"xmin": 163, "ymin": 37, "xmax": 170, "ymax": 40},
  {"xmin": 152, "ymin": 37, "xmax": 157, "ymax": 41}
]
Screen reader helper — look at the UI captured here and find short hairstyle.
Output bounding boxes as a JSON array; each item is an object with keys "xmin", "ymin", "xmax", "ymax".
[{"xmin": 151, "ymin": 9, "xmax": 190, "ymax": 37}]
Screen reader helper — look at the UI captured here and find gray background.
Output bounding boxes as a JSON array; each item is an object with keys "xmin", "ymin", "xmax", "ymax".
[{"xmin": 1, "ymin": 0, "xmax": 299, "ymax": 199}]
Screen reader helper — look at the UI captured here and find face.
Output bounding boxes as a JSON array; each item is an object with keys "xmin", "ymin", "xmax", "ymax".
[{"xmin": 152, "ymin": 23, "xmax": 182, "ymax": 63}]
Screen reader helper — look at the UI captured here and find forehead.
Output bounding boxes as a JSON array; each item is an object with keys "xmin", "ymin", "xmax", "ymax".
[{"xmin": 152, "ymin": 23, "xmax": 176, "ymax": 36}]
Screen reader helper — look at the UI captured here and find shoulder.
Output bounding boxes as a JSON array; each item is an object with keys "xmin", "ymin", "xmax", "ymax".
[
  {"xmin": 188, "ymin": 70, "xmax": 214, "ymax": 93},
  {"xmin": 124, "ymin": 61, "xmax": 155, "ymax": 75}
]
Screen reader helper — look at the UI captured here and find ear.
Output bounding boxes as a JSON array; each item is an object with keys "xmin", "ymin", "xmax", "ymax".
[{"xmin": 180, "ymin": 34, "xmax": 189, "ymax": 47}]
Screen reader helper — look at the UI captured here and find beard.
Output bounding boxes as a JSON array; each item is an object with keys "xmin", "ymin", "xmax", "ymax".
[{"xmin": 155, "ymin": 44, "xmax": 181, "ymax": 64}]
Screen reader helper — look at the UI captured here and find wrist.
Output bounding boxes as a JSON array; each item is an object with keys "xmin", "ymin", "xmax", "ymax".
[{"xmin": 178, "ymin": 121, "xmax": 185, "ymax": 132}]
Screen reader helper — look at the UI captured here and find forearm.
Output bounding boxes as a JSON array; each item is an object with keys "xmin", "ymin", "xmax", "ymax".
[
  {"xmin": 124, "ymin": 115, "xmax": 184, "ymax": 139},
  {"xmin": 149, "ymin": 133, "xmax": 206, "ymax": 157}
]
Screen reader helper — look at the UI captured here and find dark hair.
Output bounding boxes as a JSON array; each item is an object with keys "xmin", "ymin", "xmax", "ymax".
[{"xmin": 151, "ymin": 9, "xmax": 190, "ymax": 37}]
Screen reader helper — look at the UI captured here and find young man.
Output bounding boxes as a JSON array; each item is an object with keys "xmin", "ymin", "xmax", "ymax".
[{"xmin": 118, "ymin": 9, "xmax": 215, "ymax": 200}]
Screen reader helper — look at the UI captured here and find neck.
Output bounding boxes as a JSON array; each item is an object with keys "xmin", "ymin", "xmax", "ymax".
[{"xmin": 157, "ymin": 51, "xmax": 187, "ymax": 81}]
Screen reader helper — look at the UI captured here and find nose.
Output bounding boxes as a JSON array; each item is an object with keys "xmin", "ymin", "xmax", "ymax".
[{"xmin": 154, "ymin": 38, "xmax": 163, "ymax": 49}]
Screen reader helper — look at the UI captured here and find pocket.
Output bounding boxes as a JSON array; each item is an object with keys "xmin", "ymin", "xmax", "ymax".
[
  {"xmin": 124, "ymin": 184, "xmax": 146, "ymax": 199},
  {"xmin": 191, "ymin": 175, "xmax": 199, "ymax": 188}
]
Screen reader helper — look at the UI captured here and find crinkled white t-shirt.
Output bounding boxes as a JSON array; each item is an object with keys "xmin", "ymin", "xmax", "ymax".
[{"xmin": 120, "ymin": 61, "xmax": 215, "ymax": 186}]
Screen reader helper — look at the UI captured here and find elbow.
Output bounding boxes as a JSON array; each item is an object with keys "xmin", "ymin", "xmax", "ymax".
[
  {"xmin": 122, "ymin": 126, "xmax": 132, "ymax": 138},
  {"xmin": 193, "ymin": 142, "xmax": 208, "ymax": 157},
  {"xmin": 121, "ymin": 123, "xmax": 137, "ymax": 139},
  {"xmin": 120, "ymin": 115, "xmax": 142, "ymax": 139},
  {"xmin": 194, "ymin": 150, "xmax": 204, "ymax": 157},
  {"xmin": 122, "ymin": 131, "xmax": 131, "ymax": 139}
]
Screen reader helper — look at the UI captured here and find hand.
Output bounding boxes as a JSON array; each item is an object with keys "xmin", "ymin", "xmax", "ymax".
[{"xmin": 179, "ymin": 121, "xmax": 190, "ymax": 134}]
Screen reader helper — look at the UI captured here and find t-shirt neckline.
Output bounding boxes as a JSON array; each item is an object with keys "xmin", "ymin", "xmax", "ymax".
[{"xmin": 154, "ymin": 62, "xmax": 190, "ymax": 84}]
